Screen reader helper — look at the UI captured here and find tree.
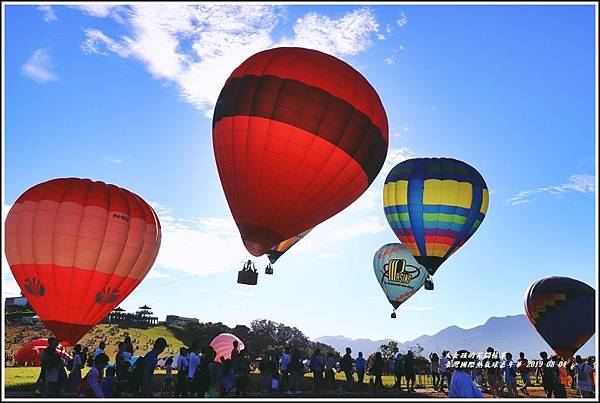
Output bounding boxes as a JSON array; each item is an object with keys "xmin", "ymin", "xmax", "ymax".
[{"xmin": 379, "ymin": 340, "xmax": 399, "ymax": 360}]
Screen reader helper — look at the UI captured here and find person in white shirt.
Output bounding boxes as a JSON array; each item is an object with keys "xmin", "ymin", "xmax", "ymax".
[
  {"xmin": 79, "ymin": 353, "xmax": 109, "ymax": 397},
  {"xmin": 175, "ymin": 347, "xmax": 189, "ymax": 397},
  {"xmin": 439, "ymin": 351, "xmax": 450, "ymax": 393},
  {"xmin": 92, "ymin": 341, "xmax": 106, "ymax": 359},
  {"xmin": 187, "ymin": 342, "xmax": 201, "ymax": 395}
]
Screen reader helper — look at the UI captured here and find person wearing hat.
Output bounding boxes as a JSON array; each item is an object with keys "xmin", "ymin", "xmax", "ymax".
[
  {"xmin": 448, "ymin": 350, "xmax": 483, "ymax": 398},
  {"xmin": 141, "ymin": 337, "xmax": 168, "ymax": 397}
]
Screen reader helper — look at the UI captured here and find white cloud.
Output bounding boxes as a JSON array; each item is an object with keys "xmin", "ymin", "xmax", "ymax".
[
  {"xmin": 507, "ymin": 174, "xmax": 595, "ymax": 206},
  {"xmin": 146, "ymin": 270, "xmax": 170, "ymax": 279},
  {"xmin": 377, "ymin": 33, "xmax": 385, "ymax": 40},
  {"xmin": 381, "ymin": 147, "xmax": 417, "ymax": 175},
  {"xmin": 38, "ymin": 5, "xmax": 57, "ymax": 22},
  {"xmin": 76, "ymin": 5, "xmax": 381, "ymax": 116},
  {"xmin": 82, "ymin": 29, "xmax": 132, "ymax": 58},
  {"xmin": 385, "ymin": 24, "xmax": 392, "ymax": 34},
  {"xmin": 73, "ymin": 4, "xmax": 123, "ymax": 18},
  {"xmin": 402, "ymin": 306, "xmax": 433, "ymax": 312},
  {"xmin": 149, "ymin": 202, "xmax": 252, "ymax": 276},
  {"xmin": 384, "ymin": 56, "xmax": 395, "ymax": 65},
  {"xmin": 397, "ymin": 11, "xmax": 408, "ymax": 28},
  {"xmin": 282, "ymin": 8, "xmax": 379, "ymax": 56},
  {"xmin": 106, "ymin": 156, "xmax": 125, "ymax": 164},
  {"xmin": 22, "ymin": 48, "xmax": 58, "ymax": 83}
]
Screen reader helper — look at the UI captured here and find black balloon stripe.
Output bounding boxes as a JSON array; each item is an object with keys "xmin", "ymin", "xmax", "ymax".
[{"xmin": 213, "ymin": 75, "xmax": 387, "ymax": 184}]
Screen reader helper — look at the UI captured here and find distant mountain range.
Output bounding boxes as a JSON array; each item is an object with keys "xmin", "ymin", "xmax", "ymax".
[{"xmin": 315, "ymin": 314, "xmax": 596, "ymax": 358}]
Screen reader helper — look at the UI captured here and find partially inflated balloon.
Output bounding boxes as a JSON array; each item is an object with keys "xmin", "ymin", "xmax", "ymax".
[
  {"xmin": 210, "ymin": 333, "xmax": 245, "ymax": 362},
  {"xmin": 525, "ymin": 276, "xmax": 595, "ymax": 359},
  {"xmin": 14, "ymin": 339, "xmax": 70, "ymax": 366},
  {"xmin": 373, "ymin": 243, "xmax": 427, "ymax": 311},
  {"xmin": 213, "ymin": 47, "xmax": 388, "ymax": 257},
  {"xmin": 383, "ymin": 158, "xmax": 489, "ymax": 276},
  {"xmin": 5, "ymin": 178, "xmax": 161, "ymax": 345},
  {"xmin": 267, "ymin": 228, "xmax": 313, "ymax": 265}
]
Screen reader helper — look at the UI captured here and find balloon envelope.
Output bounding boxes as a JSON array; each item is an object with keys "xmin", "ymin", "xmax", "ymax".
[
  {"xmin": 5, "ymin": 178, "xmax": 162, "ymax": 345},
  {"xmin": 213, "ymin": 47, "xmax": 388, "ymax": 256},
  {"xmin": 14, "ymin": 339, "xmax": 70, "ymax": 366},
  {"xmin": 383, "ymin": 158, "xmax": 489, "ymax": 276},
  {"xmin": 525, "ymin": 276, "xmax": 595, "ymax": 359},
  {"xmin": 210, "ymin": 333, "xmax": 245, "ymax": 362},
  {"xmin": 267, "ymin": 228, "xmax": 313, "ymax": 264},
  {"xmin": 373, "ymin": 243, "xmax": 427, "ymax": 310}
]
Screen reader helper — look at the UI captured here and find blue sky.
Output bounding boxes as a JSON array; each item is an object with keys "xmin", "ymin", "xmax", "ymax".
[{"xmin": 2, "ymin": 4, "xmax": 597, "ymax": 349}]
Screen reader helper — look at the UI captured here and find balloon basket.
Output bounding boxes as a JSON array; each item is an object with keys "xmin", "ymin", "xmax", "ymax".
[
  {"xmin": 391, "ymin": 312, "xmax": 397, "ymax": 319},
  {"xmin": 424, "ymin": 278, "xmax": 434, "ymax": 291},
  {"xmin": 237, "ymin": 270, "xmax": 258, "ymax": 285}
]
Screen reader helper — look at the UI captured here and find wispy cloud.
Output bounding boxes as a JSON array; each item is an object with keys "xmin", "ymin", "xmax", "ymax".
[
  {"xmin": 38, "ymin": 5, "xmax": 57, "ymax": 22},
  {"xmin": 384, "ymin": 56, "xmax": 395, "ymax": 65},
  {"xmin": 77, "ymin": 5, "xmax": 382, "ymax": 116},
  {"xmin": 397, "ymin": 11, "xmax": 408, "ymax": 28},
  {"xmin": 507, "ymin": 174, "xmax": 595, "ymax": 206},
  {"xmin": 106, "ymin": 156, "xmax": 125, "ymax": 164},
  {"xmin": 73, "ymin": 4, "xmax": 123, "ymax": 18},
  {"xmin": 146, "ymin": 270, "xmax": 170, "ymax": 279},
  {"xmin": 22, "ymin": 49, "xmax": 58, "ymax": 83}
]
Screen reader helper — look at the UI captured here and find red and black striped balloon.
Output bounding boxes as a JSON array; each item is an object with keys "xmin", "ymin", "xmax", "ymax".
[{"xmin": 213, "ymin": 47, "xmax": 389, "ymax": 256}]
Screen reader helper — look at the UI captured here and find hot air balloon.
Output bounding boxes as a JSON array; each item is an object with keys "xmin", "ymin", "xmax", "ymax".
[
  {"xmin": 5, "ymin": 178, "xmax": 161, "ymax": 346},
  {"xmin": 373, "ymin": 243, "xmax": 427, "ymax": 318},
  {"xmin": 264, "ymin": 228, "xmax": 314, "ymax": 274},
  {"xmin": 210, "ymin": 333, "xmax": 245, "ymax": 362},
  {"xmin": 213, "ymin": 47, "xmax": 389, "ymax": 261},
  {"xmin": 14, "ymin": 338, "xmax": 71, "ymax": 366},
  {"xmin": 383, "ymin": 158, "xmax": 488, "ymax": 288},
  {"xmin": 525, "ymin": 276, "xmax": 595, "ymax": 359}
]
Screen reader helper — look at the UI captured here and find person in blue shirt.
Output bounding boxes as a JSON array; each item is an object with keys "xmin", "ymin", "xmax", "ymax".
[
  {"xmin": 102, "ymin": 366, "xmax": 117, "ymax": 397},
  {"xmin": 448, "ymin": 350, "xmax": 483, "ymax": 398},
  {"xmin": 141, "ymin": 337, "xmax": 168, "ymax": 397},
  {"xmin": 355, "ymin": 352, "xmax": 367, "ymax": 390}
]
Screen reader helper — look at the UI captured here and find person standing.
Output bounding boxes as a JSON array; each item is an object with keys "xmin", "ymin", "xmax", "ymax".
[
  {"xmin": 92, "ymin": 341, "xmax": 106, "ymax": 360},
  {"xmin": 141, "ymin": 337, "xmax": 168, "ymax": 397},
  {"xmin": 68, "ymin": 344, "xmax": 83, "ymax": 392},
  {"xmin": 393, "ymin": 351, "xmax": 404, "ymax": 391},
  {"xmin": 502, "ymin": 352, "xmax": 518, "ymax": 397},
  {"xmin": 175, "ymin": 347, "xmax": 189, "ymax": 397},
  {"xmin": 280, "ymin": 347, "xmax": 292, "ymax": 394},
  {"xmin": 540, "ymin": 351, "xmax": 557, "ymax": 398},
  {"xmin": 439, "ymin": 350, "xmax": 450, "ymax": 393},
  {"xmin": 324, "ymin": 352, "xmax": 336, "ymax": 391},
  {"xmin": 404, "ymin": 350, "xmax": 416, "ymax": 393},
  {"xmin": 340, "ymin": 347, "xmax": 355, "ymax": 392},
  {"xmin": 448, "ymin": 350, "xmax": 483, "ymax": 398},
  {"xmin": 483, "ymin": 347, "xmax": 500, "ymax": 398},
  {"xmin": 187, "ymin": 342, "xmax": 201, "ymax": 394},
  {"xmin": 516, "ymin": 352, "xmax": 530, "ymax": 396},
  {"xmin": 355, "ymin": 352, "xmax": 367, "ymax": 390},
  {"xmin": 430, "ymin": 353, "xmax": 441, "ymax": 391},
  {"xmin": 371, "ymin": 352, "xmax": 385, "ymax": 392},
  {"xmin": 574, "ymin": 355, "xmax": 593, "ymax": 398},
  {"xmin": 309, "ymin": 349, "xmax": 324, "ymax": 394},
  {"xmin": 78, "ymin": 353, "xmax": 109, "ymax": 397},
  {"xmin": 289, "ymin": 348, "xmax": 304, "ymax": 394},
  {"xmin": 40, "ymin": 337, "xmax": 67, "ymax": 397}
]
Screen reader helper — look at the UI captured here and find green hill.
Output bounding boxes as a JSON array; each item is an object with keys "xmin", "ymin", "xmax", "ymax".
[{"xmin": 5, "ymin": 323, "xmax": 185, "ymax": 364}]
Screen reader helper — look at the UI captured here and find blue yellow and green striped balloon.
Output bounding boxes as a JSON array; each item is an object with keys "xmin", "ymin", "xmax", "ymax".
[{"xmin": 383, "ymin": 158, "xmax": 489, "ymax": 276}]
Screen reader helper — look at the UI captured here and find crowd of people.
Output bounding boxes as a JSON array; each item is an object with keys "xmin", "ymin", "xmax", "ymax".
[{"xmin": 33, "ymin": 337, "xmax": 597, "ymax": 398}]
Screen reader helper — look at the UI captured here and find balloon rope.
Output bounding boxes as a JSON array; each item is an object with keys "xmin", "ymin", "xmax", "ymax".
[{"xmin": 431, "ymin": 290, "xmax": 439, "ymax": 352}]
